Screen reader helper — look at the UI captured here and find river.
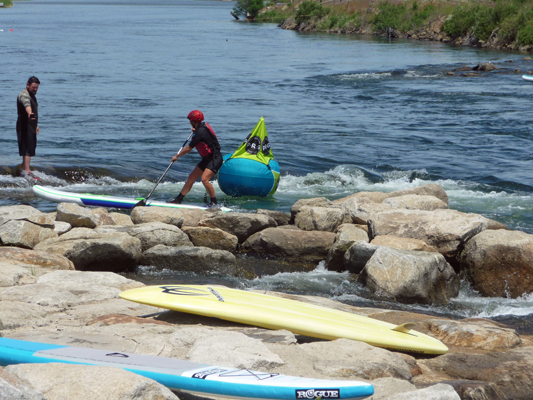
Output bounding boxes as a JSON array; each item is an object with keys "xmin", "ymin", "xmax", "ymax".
[{"xmin": 1, "ymin": 0, "xmax": 532, "ymax": 330}]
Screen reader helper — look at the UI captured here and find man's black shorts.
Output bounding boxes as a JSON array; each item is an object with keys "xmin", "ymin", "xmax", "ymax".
[
  {"xmin": 197, "ymin": 152, "xmax": 223, "ymax": 173},
  {"xmin": 17, "ymin": 129, "xmax": 37, "ymax": 157}
]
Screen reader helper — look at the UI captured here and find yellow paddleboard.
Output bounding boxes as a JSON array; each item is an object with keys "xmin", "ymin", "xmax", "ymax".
[{"xmin": 120, "ymin": 285, "xmax": 448, "ymax": 355}]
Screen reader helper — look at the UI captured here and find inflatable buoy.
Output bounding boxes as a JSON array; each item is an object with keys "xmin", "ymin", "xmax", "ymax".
[{"xmin": 218, "ymin": 117, "xmax": 280, "ymax": 197}]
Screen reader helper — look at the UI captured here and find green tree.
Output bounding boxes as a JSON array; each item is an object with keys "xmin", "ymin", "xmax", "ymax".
[{"xmin": 233, "ymin": 0, "xmax": 265, "ymax": 19}]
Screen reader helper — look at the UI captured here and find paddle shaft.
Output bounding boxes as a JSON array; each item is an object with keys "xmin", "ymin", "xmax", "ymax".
[{"xmin": 138, "ymin": 131, "xmax": 194, "ymax": 205}]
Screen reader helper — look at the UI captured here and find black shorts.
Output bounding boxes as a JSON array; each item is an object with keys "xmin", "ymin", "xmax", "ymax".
[
  {"xmin": 197, "ymin": 152, "xmax": 223, "ymax": 173},
  {"xmin": 17, "ymin": 129, "xmax": 37, "ymax": 157}
]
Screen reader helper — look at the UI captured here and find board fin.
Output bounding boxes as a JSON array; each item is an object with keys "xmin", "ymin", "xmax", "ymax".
[{"xmin": 392, "ymin": 322, "xmax": 415, "ymax": 333}]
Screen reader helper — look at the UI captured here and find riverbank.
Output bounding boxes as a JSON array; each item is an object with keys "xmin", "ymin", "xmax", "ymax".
[
  {"xmin": 1, "ymin": 184, "xmax": 533, "ymax": 398},
  {"xmin": 262, "ymin": 0, "xmax": 533, "ymax": 52}
]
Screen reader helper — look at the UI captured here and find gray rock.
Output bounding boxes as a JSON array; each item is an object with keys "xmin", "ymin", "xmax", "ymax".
[
  {"xmin": 343, "ymin": 241, "xmax": 380, "ymax": 273},
  {"xmin": 33, "ymin": 228, "xmax": 142, "ymax": 272},
  {"xmin": 181, "ymin": 226, "xmax": 238, "ymax": 252},
  {"xmin": 0, "ymin": 219, "xmax": 57, "ymax": 249},
  {"xmin": 0, "ymin": 376, "xmax": 45, "ymax": 400},
  {"xmin": 368, "ymin": 209, "xmax": 488, "ymax": 260},
  {"xmin": 96, "ymin": 222, "xmax": 193, "ymax": 251},
  {"xmin": 294, "ymin": 206, "xmax": 349, "ymax": 232},
  {"xmin": 3, "ymin": 363, "xmax": 179, "ymax": 400},
  {"xmin": 0, "ymin": 246, "xmax": 74, "ymax": 270},
  {"xmin": 131, "ymin": 206, "xmax": 215, "ymax": 227},
  {"xmin": 325, "ymin": 224, "xmax": 369, "ymax": 272},
  {"xmin": 56, "ymin": 203, "xmax": 114, "ymax": 228},
  {"xmin": 359, "ymin": 247, "xmax": 460, "ymax": 304},
  {"xmin": 241, "ymin": 227, "xmax": 335, "ymax": 264},
  {"xmin": 427, "ymin": 318, "xmax": 521, "ymax": 351},
  {"xmin": 290, "ymin": 197, "xmax": 336, "ymax": 222},
  {"xmin": 141, "ymin": 244, "xmax": 238, "ymax": 275},
  {"xmin": 256, "ymin": 209, "xmax": 290, "ymax": 226},
  {"xmin": 381, "ymin": 194, "xmax": 448, "ymax": 211},
  {"xmin": 459, "ymin": 229, "xmax": 533, "ymax": 298},
  {"xmin": 199, "ymin": 212, "xmax": 277, "ymax": 243},
  {"xmin": 385, "ymin": 383, "xmax": 460, "ymax": 400},
  {"xmin": 0, "ymin": 205, "xmax": 45, "ymax": 225},
  {"xmin": 371, "ymin": 235, "xmax": 438, "ymax": 253}
]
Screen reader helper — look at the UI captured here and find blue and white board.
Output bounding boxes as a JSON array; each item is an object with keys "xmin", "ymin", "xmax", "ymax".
[
  {"xmin": 32, "ymin": 185, "xmax": 231, "ymax": 212},
  {"xmin": 0, "ymin": 338, "xmax": 374, "ymax": 400},
  {"xmin": 522, "ymin": 75, "xmax": 533, "ymax": 82}
]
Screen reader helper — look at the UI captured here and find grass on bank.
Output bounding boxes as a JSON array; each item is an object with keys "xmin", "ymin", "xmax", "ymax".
[
  {"xmin": 1, "ymin": 0, "xmax": 14, "ymax": 7},
  {"xmin": 257, "ymin": 0, "xmax": 533, "ymax": 46}
]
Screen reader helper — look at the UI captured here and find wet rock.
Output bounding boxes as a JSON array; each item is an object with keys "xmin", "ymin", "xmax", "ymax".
[
  {"xmin": 141, "ymin": 244, "xmax": 237, "ymax": 275},
  {"xmin": 473, "ymin": 62, "xmax": 499, "ymax": 71},
  {"xmin": 459, "ymin": 229, "xmax": 533, "ymax": 298},
  {"xmin": 343, "ymin": 241, "xmax": 379, "ymax": 274},
  {"xmin": 325, "ymin": 224, "xmax": 369, "ymax": 271},
  {"xmin": 359, "ymin": 247, "xmax": 460, "ymax": 304},
  {"xmin": 241, "ymin": 227, "xmax": 335, "ymax": 264}
]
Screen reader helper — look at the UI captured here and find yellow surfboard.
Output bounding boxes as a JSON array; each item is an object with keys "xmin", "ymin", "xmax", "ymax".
[{"xmin": 120, "ymin": 285, "xmax": 448, "ymax": 355}]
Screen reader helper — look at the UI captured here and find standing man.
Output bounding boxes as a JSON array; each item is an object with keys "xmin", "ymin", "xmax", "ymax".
[
  {"xmin": 16, "ymin": 76, "xmax": 40, "ymax": 179},
  {"xmin": 167, "ymin": 110, "xmax": 222, "ymax": 207}
]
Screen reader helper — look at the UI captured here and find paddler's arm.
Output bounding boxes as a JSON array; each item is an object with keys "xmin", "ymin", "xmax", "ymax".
[{"xmin": 171, "ymin": 145, "xmax": 193, "ymax": 162}]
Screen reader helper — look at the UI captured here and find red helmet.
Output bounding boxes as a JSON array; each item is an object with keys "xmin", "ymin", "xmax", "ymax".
[{"xmin": 187, "ymin": 110, "xmax": 204, "ymax": 124}]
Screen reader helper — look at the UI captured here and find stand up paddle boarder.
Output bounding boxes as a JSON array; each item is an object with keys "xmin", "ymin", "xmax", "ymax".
[
  {"xmin": 167, "ymin": 110, "xmax": 222, "ymax": 207},
  {"xmin": 16, "ymin": 76, "xmax": 41, "ymax": 180}
]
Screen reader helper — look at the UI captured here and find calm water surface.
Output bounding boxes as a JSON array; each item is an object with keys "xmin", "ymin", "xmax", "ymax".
[{"xmin": 1, "ymin": 0, "xmax": 532, "ymax": 326}]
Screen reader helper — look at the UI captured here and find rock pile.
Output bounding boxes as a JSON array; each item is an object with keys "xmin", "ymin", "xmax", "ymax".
[{"xmin": 1, "ymin": 183, "xmax": 533, "ymax": 399}]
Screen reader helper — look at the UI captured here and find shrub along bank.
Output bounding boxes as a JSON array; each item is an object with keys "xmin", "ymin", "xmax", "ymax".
[{"xmin": 257, "ymin": 0, "xmax": 533, "ymax": 51}]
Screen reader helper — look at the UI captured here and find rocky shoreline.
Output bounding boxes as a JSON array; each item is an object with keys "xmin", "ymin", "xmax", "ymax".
[
  {"xmin": 1, "ymin": 184, "xmax": 533, "ymax": 399},
  {"xmin": 277, "ymin": 13, "xmax": 533, "ymax": 54}
]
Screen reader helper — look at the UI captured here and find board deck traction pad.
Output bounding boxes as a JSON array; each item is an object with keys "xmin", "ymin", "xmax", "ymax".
[
  {"xmin": 119, "ymin": 285, "xmax": 449, "ymax": 355},
  {"xmin": 32, "ymin": 185, "xmax": 231, "ymax": 212},
  {"xmin": 0, "ymin": 337, "xmax": 374, "ymax": 400}
]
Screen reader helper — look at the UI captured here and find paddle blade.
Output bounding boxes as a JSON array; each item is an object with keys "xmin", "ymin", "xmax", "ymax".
[{"xmin": 132, "ymin": 199, "xmax": 146, "ymax": 209}]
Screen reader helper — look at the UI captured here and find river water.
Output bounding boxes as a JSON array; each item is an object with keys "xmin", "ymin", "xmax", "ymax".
[{"xmin": 1, "ymin": 0, "xmax": 532, "ymax": 329}]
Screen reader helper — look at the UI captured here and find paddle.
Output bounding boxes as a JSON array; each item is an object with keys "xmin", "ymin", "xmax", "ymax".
[{"xmin": 133, "ymin": 131, "xmax": 194, "ymax": 208}]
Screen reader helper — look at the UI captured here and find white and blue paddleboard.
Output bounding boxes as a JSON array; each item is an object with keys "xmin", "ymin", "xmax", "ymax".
[
  {"xmin": 32, "ymin": 185, "xmax": 231, "ymax": 212},
  {"xmin": 0, "ymin": 338, "xmax": 374, "ymax": 400},
  {"xmin": 522, "ymin": 74, "xmax": 533, "ymax": 82}
]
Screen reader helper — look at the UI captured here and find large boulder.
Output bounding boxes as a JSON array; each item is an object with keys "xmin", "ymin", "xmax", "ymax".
[
  {"xmin": 343, "ymin": 241, "xmax": 379, "ymax": 274},
  {"xmin": 459, "ymin": 229, "xmax": 533, "ymax": 298},
  {"xmin": 241, "ymin": 227, "xmax": 335, "ymax": 264},
  {"xmin": 256, "ymin": 209, "xmax": 290, "ymax": 226},
  {"xmin": 290, "ymin": 197, "xmax": 336, "ymax": 222},
  {"xmin": 33, "ymin": 228, "xmax": 142, "ymax": 272},
  {"xmin": 181, "ymin": 226, "xmax": 238, "ymax": 252},
  {"xmin": 199, "ymin": 212, "xmax": 277, "ymax": 243},
  {"xmin": 141, "ymin": 245, "xmax": 238, "ymax": 276},
  {"xmin": 0, "ymin": 219, "xmax": 57, "ymax": 249},
  {"xmin": 368, "ymin": 209, "xmax": 488, "ymax": 260},
  {"xmin": 0, "ymin": 205, "xmax": 46, "ymax": 224},
  {"xmin": 325, "ymin": 224, "xmax": 369, "ymax": 272},
  {"xmin": 359, "ymin": 247, "xmax": 460, "ymax": 304},
  {"xmin": 294, "ymin": 206, "xmax": 350, "ymax": 232},
  {"xmin": 381, "ymin": 194, "xmax": 448, "ymax": 211},
  {"xmin": 96, "ymin": 222, "xmax": 193, "ymax": 251},
  {"xmin": 55, "ymin": 203, "xmax": 115, "ymax": 228}
]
